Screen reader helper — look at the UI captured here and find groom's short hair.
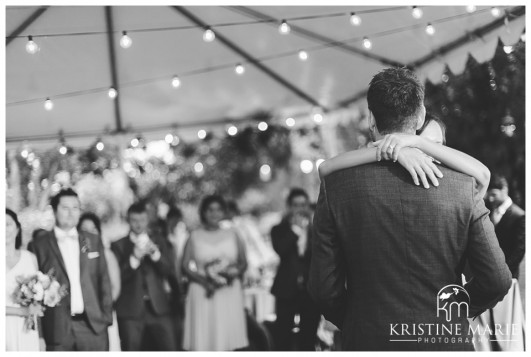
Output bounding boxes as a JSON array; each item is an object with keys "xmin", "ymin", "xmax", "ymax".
[{"xmin": 367, "ymin": 67, "xmax": 425, "ymax": 134}]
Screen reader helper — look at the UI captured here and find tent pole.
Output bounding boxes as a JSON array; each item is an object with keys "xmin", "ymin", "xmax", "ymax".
[
  {"xmin": 6, "ymin": 6, "xmax": 48, "ymax": 46},
  {"xmin": 104, "ymin": 6, "xmax": 124, "ymax": 134}
]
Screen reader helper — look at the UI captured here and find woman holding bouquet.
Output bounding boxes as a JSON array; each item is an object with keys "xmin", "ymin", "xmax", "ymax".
[
  {"xmin": 5, "ymin": 208, "xmax": 40, "ymax": 351},
  {"xmin": 182, "ymin": 195, "xmax": 249, "ymax": 351}
]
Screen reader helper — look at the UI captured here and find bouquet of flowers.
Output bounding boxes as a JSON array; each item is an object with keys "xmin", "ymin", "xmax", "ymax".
[
  {"xmin": 204, "ymin": 258, "xmax": 239, "ymax": 298},
  {"xmin": 12, "ymin": 270, "xmax": 67, "ymax": 331}
]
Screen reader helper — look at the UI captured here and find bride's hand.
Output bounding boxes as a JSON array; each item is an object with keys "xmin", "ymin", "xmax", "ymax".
[
  {"xmin": 397, "ymin": 148, "xmax": 443, "ymax": 188},
  {"xmin": 372, "ymin": 134, "xmax": 420, "ymax": 162}
]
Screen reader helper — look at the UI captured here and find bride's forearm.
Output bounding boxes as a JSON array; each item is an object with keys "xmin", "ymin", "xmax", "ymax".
[
  {"xmin": 417, "ymin": 138, "xmax": 490, "ymax": 195},
  {"xmin": 319, "ymin": 148, "xmax": 377, "ymax": 178},
  {"xmin": 6, "ymin": 306, "xmax": 29, "ymax": 316}
]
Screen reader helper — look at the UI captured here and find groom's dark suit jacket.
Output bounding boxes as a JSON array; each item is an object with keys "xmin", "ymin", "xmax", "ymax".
[
  {"xmin": 30, "ymin": 229, "xmax": 113, "ymax": 349},
  {"xmin": 309, "ymin": 162, "xmax": 512, "ymax": 351},
  {"xmin": 494, "ymin": 203, "xmax": 525, "ymax": 279}
]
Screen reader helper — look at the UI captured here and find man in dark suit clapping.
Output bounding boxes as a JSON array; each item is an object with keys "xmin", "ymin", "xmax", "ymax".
[
  {"xmin": 111, "ymin": 202, "xmax": 176, "ymax": 351},
  {"xmin": 30, "ymin": 188, "xmax": 113, "ymax": 351},
  {"xmin": 271, "ymin": 188, "xmax": 320, "ymax": 351}
]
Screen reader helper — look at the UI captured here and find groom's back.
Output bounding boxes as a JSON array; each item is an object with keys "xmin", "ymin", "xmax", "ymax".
[{"xmin": 323, "ymin": 161, "xmax": 475, "ymax": 351}]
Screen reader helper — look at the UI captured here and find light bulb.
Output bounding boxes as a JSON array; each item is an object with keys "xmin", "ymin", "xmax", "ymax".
[
  {"xmin": 286, "ymin": 117, "xmax": 295, "ymax": 127},
  {"xmin": 44, "ymin": 98, "xmax": 53, "ymax": 111},
  {"xmin": 279, "ymin": 20, "xmax": 291, "ymax": 34},
  {"xmin": 130, "ymin": 138, "xmax": 139, "ymax": 147},
  {"xmin": 108, "ymin": 88, "xmax": 118, "ymax": 99},
  {"xmin": 313, "ymin": 113, "xmax": 323, "ymax": 123},
  {"xmin": 491, "ymin": 7, "xmax": 501, "ymax": 18},
  {"xmin": 194, "ymin": 162, "xmax": 204, "ymax": 173},
  {"xmin": 363, "ymin": 37, "xmax": 372, "ymax": 50},
  {"xmin": 21, "ymin": 149, "xmax": 29, "ymax": 158},
  {"xmin": 25, "ymin": 36, "xmax": 39, "ymax": 54},
  {"xmin": 59, "ymin": 146, "xmax": 67, "ymax": 155},
  {"xmin": 198, "ymin": 130, "xmax": 207, "ymax": 139},
  {"xmin": 300, "ymin": 160, "xmax": 314, "ymax": 174},
  {"xmin": 503, "ymin": 45, "xmax": 513, "ymax": 54},
  {"xmin": 96, "ymin": 142, "xmax": 105, "ymax": 151},
  {"xmin": 120, "ymin": 31, "xmax": 132, "ymax": 49},
  {"xmin": 165, "ymin": 134, "xmax": 174, "ymax": 143},
  {"xmin": 260, "ymin": 164, "xmax": 272, "ymax": 181},
  {"xmin": 258, "ymin": 122, "xmax": 268, "ymax": 131},
  {"xmin": 203, "ymin": 28, "xmax": 215, "ymax": 42},
  {"xmin": 227, "ymin": 125, "xmax": 238, "ymax": 136},
  {"xmin": 412, "ymin": 6, "xmax": 423, "ymax": 19},
  {"xmin": 171, "ymin": 76, "xmax": 181, "ymax": 88},
  {"xmin": 426, "ymin": 23, "xmax": 435, "ymax": 35},
  {"xmin": 466, "ymin": 5, "xmax": 477, "ymax": 13},
  {"xmin": 298, "ymin": 50, "xmax": 308, "ymax": 61},
  {"xmin": 350, "ymin": 13, "xmax": 361, "ymax": 26},
  {"xmin": 235, "ymin": 63, "xmax": 245, "ymax": 75}
]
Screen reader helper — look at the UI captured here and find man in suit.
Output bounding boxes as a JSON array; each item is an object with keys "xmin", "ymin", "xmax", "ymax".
[
  {"xmin": 308, "ymin": 67, "xmax": 512, "ymax": 351},
  {"xmin": 485, "ymin": 174, "xmax": 525, "ymax": 279},
  {"xmin": 111, "ymin": 202, "xmax": 176, "ymax": 351},
  {"xmin": 30, "ymin": 188, "xmax": 113, "ymax": 351},
  {"xmin": 271, "ymin": 188, "xmax": 320, "ymax": 351}
]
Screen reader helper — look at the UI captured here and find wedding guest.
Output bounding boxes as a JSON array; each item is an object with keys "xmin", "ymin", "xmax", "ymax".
[
  {"xmin": 182, "ymin": 194, "xmax": 249, "ymax": 351},
  {"xmin": 6, "ymin": 208, "xmax": 41, "ymax": 351},
  {"xmin": 30, "ymin": 188, "xmax": 113, "ymax": 351},
  {"xmin": 164, "ymin": 205, "xmax": 187, "ymax": 350},
  {"xmin": 472, "ymin": 174, "xmax": 526, "ymax": 351},
  {"xmin": 77, "ymin": 212, "xmax": 122, "ymax": 351},
  {"xmin": 111, "ymin": 202, "xmax": 176, "ymax": 351},
  {"xmin": 270, "ymin": 188, "xmax": 320, "ymax": 351}
]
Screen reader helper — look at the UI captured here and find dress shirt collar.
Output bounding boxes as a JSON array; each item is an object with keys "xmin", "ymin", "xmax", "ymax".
[
  {"xmin": 495, "ymin": 197, "xmax": 513, "ymax": 217},
  {"xmin": 54, "ymin": 226, "xmax": 79, "ymax": 242},
  {"xmin": 129, "ymin": 231, "xmax": 149, "ymax": 244}
]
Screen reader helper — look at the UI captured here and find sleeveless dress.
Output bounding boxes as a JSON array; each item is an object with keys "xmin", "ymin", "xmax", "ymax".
[
  {"xmin": 183, "ymin": 228, "xmax": 248, "ymax": 351},
  {"xmin": 6, "ymin": 250, "xmax": 41, "ymax": 351}
]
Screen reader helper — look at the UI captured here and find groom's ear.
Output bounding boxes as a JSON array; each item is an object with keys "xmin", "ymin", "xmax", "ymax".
[
  {"xmin": 415, "ymin": 105, "xmax": 426, "ymax": 130},
  {"xmin": 368, "ymin": 111, "xmax": 376, "ymax": 131}
]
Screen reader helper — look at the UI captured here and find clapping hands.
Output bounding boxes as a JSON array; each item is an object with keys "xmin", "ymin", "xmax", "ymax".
[{"xmin": 133, "ymin": 234, "xmax": 160, "ymax": 260}]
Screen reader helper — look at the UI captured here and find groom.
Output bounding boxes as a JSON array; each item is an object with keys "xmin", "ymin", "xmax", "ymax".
[{"xmin": 308, "ymin": 67, "xmax": 512, "ymax": 351}]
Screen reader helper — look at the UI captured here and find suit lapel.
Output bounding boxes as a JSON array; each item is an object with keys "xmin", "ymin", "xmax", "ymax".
[
  {"xmin": 78, "ymin": 231, "xmax": 89, "ymax": 288},
  {"xmin": 47, "ymin": 231, "xmax": 68, "ymax": 276}
]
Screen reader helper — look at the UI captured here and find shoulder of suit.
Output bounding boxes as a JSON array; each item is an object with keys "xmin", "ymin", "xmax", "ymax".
[
  {"xmin": 111, "ymin": 235, "xmax": 130, "ymax": 247},
  {"xmin": 32, "ymin": 229, "xmax": 53, "ymax": 243},
  {"xmin": 509, "ymin": 203, "xmax": 525, "ymax": 217}
]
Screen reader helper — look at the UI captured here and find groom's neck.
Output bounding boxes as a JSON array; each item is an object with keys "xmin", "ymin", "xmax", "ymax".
[{"xmin": 373, "ymin": 129, "xmax": 416, "ymax": 141}]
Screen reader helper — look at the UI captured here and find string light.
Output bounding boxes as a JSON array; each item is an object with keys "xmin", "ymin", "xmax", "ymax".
[
  {"xmin": 298, "ymin": 50, "xmax": 308, "ymax": 61},
  {"xmin": 300, "ymin": 160, "xmax": 314, "ymax": 174},
  {"xmin": 491, "ymin": 7, "xmax": 501, "ymax": 18},
  {"xmin": 59, "ymin": 145, "xmax": 67, "ymax": 155},
  {"xmin": 235, "ymin": 63, "xmax": 245, "ymax": 75},
  {"xmin": 258, "ymin": 122, "xmax": 268, "ymax": 131},
  {"xmin": 503, "ymin": 45, "xmax": 514, "ymax": 54},
  {"xmin": 130, "ymin": 138, "xmax": 139, "ymax": 147},
  {"xmin": 44, "ymin": 98, "xmax": 53, "ymax": 111},
  {"xmin": 313, "ymin": 113, "xmax": 323, "ymax": 123},
  {"xmin": 25, "ymin": 36, "xmax": 39, "ymax": 54},
  {"xmin": 363, "ymin": 37, "xmax": 372, "ymax": 50},
  {"xmin": 412, "ymin": 6, "xmax": 423, "ymax": 19},
  {"xmin": 260, "ymin": 164, "xmax": 272, "ymax": 181},
  {"xmin": 165, "ymin": 133, "xmax": 174, "ymax": 143},
  {"xmin": 120, "ymin": 31, "xmax": 132, "ymax": 49},
  {"xmin": 96, "ymin": 140, "xmax": 105, "ymax": 151},
  {"xmin": 227, "ymin": 125, "xmax": 238, "ymax": 136},
  {"xmin": 194, "ymin": 162, "xmax": 204, "ymax": 173},
  {"xmin": 108, "ymin": 88, "xmax": 117, "ymax": 99},
  {"xmin": 197, "ymin": 129, "xmax": 207, "ymax": 139},
  {"xmin": 349, "ymin": 12, "xmax": 361, "ymax": 26},
  {"xmin": 279, "ymin": 20, "xmax": 291, "ymax": 34},
  {"xmin": 426, "ymin": 23, "xmax": 435, "ymax": 35},
  {"xmin": 171, "ymin": 76, "xmax": 181, "ymax": 88},
  {"xmin": 466, "ymin": 5, "xmax": 477, "ymax": 13},
  {"xmin": 21, "ymin": 149, "xmax": 29, "ymax": 158},
  {"xmin": 285, "ymin": 117, "xmax": 295, "ymax": 127},
  {"xmin": 203, "ymin": 28, "xmax": 215, "ymax": 42}
]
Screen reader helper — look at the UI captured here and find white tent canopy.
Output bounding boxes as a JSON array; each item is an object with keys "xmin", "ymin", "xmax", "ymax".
[{"xmin": 6, "ymin": 5, "xmax": 525, "ymax": 149}]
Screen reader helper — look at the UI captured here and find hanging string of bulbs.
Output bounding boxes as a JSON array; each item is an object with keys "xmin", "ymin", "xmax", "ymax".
[{"xmin": 9, "ymin": 5, "xmax": 513, "ymax": 110}]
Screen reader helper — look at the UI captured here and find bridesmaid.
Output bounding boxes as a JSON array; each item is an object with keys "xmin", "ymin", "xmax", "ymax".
[{"xmin": 6, "ymin": 208, "xmax": 41, "ymax": 351}]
